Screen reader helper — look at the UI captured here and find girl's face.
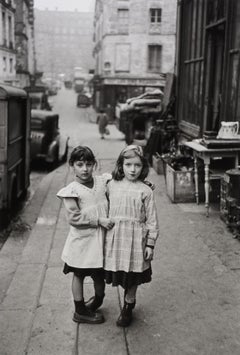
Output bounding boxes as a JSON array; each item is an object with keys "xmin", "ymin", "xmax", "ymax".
[
  {"xmin": 73, "ymin": 160, "xmax": 94, "ymax": 183},
  {"xmin": 123, "ymin": 155, "xmax": 143, "ymax": 181}
]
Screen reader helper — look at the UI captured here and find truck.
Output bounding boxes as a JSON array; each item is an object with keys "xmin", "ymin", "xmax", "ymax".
[
  {"xmin": 30, "ymin": 109, "xmax": 69, "ymax": 166},
  {"xmin": 0, "ymin": 84, "xmax": 31, "ymax": 225},
  {"xmin": 115, "ymin": 89, "xmax": 163, "ymax": 144},
  {"xmin": 73, "ymin": 67, "xmax": 85, "ymax": 93}
]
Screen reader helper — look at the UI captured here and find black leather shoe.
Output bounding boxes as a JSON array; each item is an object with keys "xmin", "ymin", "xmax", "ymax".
[
  {"xmin": 116, "ymin": 302, "xmax": 134, "ymax": 327},
  {"xmin": 85, "ymin": 294, "xmax": 105, "ymax": 311},
  {"xmin": 73, "ymin": 308, "xmax": 105, "ymax": 324}
]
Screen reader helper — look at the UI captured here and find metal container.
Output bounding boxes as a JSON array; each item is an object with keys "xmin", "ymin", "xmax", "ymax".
[
  {"xmin": 225, "ymin": 169, "xmax": 240, "ymax": 203},
  {"xmin": 220, "ymin": 169, "xmax": 240, "ymax": 232}
]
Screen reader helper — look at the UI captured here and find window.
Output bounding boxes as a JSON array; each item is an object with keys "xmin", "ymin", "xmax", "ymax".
[
  {"xmin": 2, "ymin": 12, "xmax": 6, "ymax": 45},
  {"xmin": 207, "ymin": 0, "xmax": 226, "ymax": 24},
  {"xmin": 8, "ymin": 16, "xmax": 13, "ymax": 48},
  {"xmin": 115, "ymin": 43, "xmax": 130, "ymax": 72},
  {"xmin": 150, "ymin": 8, "xmax": 162, "ymax": 23},
  {"xmin": 9, "ymin": 58, "xmax": 13, "ymax": 73},
  {"xmin": 148, "ymin": 45, "xmax": 162, "ymax": 72},
  {"xmin": 117, "ymin": 9, "xmax": 129, "ymax": 33},
  {"xmin": 3, "ymin": 57, "xmax": 7, "ymax": 72}
]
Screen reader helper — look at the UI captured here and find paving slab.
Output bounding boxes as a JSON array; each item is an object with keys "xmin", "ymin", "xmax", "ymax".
[
  {"xmin": 0, "ymin": 309, "xmax": 34, "ymax": 355},
  {"xmin": 124, "ymin": 171, "xmax": 240, "ymax": 355},
  {"xmin": 28, "ymin": 277, "xmax": 127, "ymax": 355},
  {"xmin": 0, "ymin": 264, "xmax": 45, "ymax": 310},
  {"xmin": 20, "ymin": 225, "xmax": 57, "ymax": 265},
  {"xmin": 2, "ymin": 151, "xmax": 240, "ymax": 355}
]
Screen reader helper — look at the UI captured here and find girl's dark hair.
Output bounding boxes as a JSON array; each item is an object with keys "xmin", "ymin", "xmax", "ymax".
[
  {"xmin": 69, "ymin": 146, "xmax": 97, "ymax": 166},
  {"xmin": 112, "ymin": 146, "xmax": 149, "ymax": 181}
]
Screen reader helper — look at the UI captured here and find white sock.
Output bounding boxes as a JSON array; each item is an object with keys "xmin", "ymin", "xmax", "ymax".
[{"xmin": 125, "ymin": 294, "xmax": 135, "ymax": 304}]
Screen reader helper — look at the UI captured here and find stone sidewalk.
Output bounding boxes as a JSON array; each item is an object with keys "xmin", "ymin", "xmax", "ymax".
[{"xmin": 1, "ymin": 131, "xmax": 240, "ymax": 354}]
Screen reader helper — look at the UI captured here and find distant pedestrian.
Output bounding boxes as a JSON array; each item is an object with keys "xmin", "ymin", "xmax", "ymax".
[
  {"xmin": 57, "ymin": 146, "xmax": 114, "ymax": 324},
  {"xmin": 106, "ymin": 104, "xmax": 113, "ymax": 123},
  {"xmin": 97, "ymin": 108, "xmax": 109, "ymax": 139},
  {"xmin": 104, "ymin": 145, "xmax": 159, "ymax": 327}
]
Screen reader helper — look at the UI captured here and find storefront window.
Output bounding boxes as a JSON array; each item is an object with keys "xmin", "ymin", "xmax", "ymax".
[{"xmin": 207, "ymin": 0, "xmax": 226, "ymax": 24}]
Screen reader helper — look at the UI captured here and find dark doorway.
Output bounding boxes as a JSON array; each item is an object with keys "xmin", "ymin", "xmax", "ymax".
[{"xmin": 204, "ymin": 24, "xmax": 225, "ymax": 132}]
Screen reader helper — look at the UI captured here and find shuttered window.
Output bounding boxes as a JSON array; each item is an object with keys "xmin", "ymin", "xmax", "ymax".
[{"xmin": 117, "ymin": 9, "xmax": 129, "ymax": 34}]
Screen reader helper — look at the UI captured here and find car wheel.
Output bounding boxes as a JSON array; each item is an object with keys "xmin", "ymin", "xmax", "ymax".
[
  {"xmin": 50, "ymin": 148, "xmax": 59, "ymax": 170},
  {"xmin": 62, "ymin": 144, "xmax": 69, "ymax": 162}
]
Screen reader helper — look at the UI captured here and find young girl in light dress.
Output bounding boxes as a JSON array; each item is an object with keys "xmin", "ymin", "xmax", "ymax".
[
  {"xmin": 57, "ymin": 146, "xmax": 113, "ymax": 324},
  {"xmin": 104, "ymin": 145, "xmax": 159, "ymax": 327}
]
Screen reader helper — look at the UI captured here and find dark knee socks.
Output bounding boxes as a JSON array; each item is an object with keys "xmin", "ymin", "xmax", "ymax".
[{"xmin": 74, "ymin": 300, "xmax": 85, "ymax": 314}]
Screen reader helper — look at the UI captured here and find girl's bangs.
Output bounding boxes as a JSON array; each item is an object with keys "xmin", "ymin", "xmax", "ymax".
[
  {"xmin": 123, "ymin": 150, "xmax": 141, "ymax": 159},
  {"xmin": 81, "ymin": 150, "xmax": 95, "ymax": 162},
  {"xmin": 72, "ymin": 148, "xmax": 95, "ymax": 162}
]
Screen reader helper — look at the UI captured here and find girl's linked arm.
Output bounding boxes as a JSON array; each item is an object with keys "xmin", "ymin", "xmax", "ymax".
[
  {"xmin": 144, "ymin": 190, "xmax": 159, "ymax": 248},
  {"xmin": 63, "ymin": 198, "xmax": 98, "ymax": 228}
]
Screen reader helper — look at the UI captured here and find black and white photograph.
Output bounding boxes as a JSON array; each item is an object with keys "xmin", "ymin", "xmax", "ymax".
[{"xmin": 1, "ymin": 0, "xmax": 240, "ymax": 354}]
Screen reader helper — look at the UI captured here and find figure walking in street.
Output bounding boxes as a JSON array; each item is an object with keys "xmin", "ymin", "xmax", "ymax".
[
  {"xmin": 97, "ymin": 108, "xmax": 109, "ymax": 139},
  {"xmin": 57, "ymin": 146, "xmax": 114, "ymax": 324},
  {"xmin": 104, "ymin": 145, "xmax": 159, "ymax": 327}
]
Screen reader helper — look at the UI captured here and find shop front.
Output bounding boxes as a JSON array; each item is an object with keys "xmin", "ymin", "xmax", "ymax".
[
  {"xmin": 93, "ymin": 75, "xmax": 166, "ymax": 116},
  {"xmin": 174, "ymin": 0, "xmax": 240, "ymax": 232},
  {"xmin": 176, "ymin": 0, "xmax": 240, "ymax": 139}
]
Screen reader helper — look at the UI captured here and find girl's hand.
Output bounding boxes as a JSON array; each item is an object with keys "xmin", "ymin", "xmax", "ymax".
[
  {"xmin": 99, "ymin": 218, "xmax": 115, "ymax": 230},
  {"xmin": 144, "ymin": 246, "xmax": 154, "ymax": 261}
]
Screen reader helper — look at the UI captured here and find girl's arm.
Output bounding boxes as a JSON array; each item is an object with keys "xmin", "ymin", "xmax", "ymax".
[
  {"xmin": 144, "ymin": 191, "xmax": 159, "ymax": 248},
  {"xmin": 63, "ymin": 197, "xmax": 98, "ymax": 228}
]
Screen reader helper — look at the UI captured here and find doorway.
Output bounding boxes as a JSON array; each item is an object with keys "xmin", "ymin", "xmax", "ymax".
[{"xmin": 204, "ymin": 24, "xmax": 225, "ymax": 132}]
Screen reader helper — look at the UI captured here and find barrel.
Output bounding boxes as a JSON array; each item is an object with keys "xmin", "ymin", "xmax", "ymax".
[{"xmin": 225, "ymin": 169, "xmax": 240, "ymax": 203}]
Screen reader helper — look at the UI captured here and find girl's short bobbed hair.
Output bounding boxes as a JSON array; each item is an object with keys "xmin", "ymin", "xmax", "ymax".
[
  {"xmin": 112, "ymin": 145, "xmax": 149, "ymax": 181},
  {"xmin": 69, "ymin": 146, "xmax": 97, "ymax": 166}
]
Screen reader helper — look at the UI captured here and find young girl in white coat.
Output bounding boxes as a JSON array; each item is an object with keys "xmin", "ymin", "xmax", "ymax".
[
  {"xmin": 57, "ymin": 146, "xmax": 113, "ymax": 324},
  {"xmin": 104, "ymin": 145, "xmax": 159, "ymax": 327}
]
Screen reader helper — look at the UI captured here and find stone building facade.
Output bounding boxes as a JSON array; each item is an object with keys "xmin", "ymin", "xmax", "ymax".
[
  {"xmin": 34, "ymin": 9, "xmax": 94, "ymax": 80},
  {"xmin": 0, "ymin": 0, "xmax": 17, "ymax": 85},
  {"xmin": 93, "ymin": 0, "xmax": 177, "ymax": 110},
  {"xmin": 15, "ymin": 0, "xmax": 36, "ymax": 87}
]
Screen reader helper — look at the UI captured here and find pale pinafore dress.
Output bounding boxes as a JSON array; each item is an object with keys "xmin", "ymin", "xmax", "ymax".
[
  {"xmin": 57, "ymin": 174, "xmax": 110, "ymax": 270},
  {"xmin": 104, "ymin": 179, "xmax": 159, "ymax": 288}
]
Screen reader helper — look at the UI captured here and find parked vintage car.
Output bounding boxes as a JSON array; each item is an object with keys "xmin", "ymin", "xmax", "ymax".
[
  {"xmin": 0, "ymin": 84, "xmax": 30, "ymax": 224},
  {"xmin": 30, "ymin": 110, "xmax": 69, "ymax": 165},
  {"xmin": 24, "ymin": 85, "xmax": 52, "ymax": 111},
  {"xmin": 64, "ymin": 80, "xmax": 73, "ymax": 89},
  {"xmin": 76, "ymin": 93, "xmax": 91, "ymax": 107}
]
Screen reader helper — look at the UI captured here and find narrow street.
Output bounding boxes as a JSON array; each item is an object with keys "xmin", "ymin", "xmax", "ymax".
[
  {"xmin": 0, "ymin": 87, "xmax": 124, "ymax": 250},
  {"xmin": 1, "ymin": 0, "xmax": 240, "ymax": 353},
  {"xmin": 1, "ymin": 87, "xmax": 240, "ymax": 354},
  {"xmin": 49, "ymin": 87, "xmax": 125, "ymax": 157}
]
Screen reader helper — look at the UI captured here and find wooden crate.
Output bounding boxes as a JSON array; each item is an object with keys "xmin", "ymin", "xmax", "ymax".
[
  {"xmin": 166, "ymin": 164, "xmax": 195, "ymax": 203},
  {"xmin": 152, "ymin": 154, "xmax": 164, "ymax": 175}
]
